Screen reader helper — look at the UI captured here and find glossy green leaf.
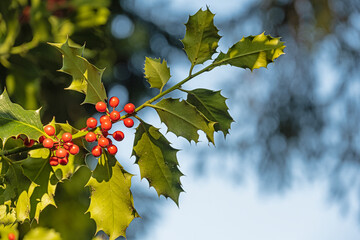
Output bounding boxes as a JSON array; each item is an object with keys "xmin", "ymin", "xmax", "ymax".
[
  {"xmin": 151, "ymin": 98, "xmax": 216, "ymax": 143},
  {"xmin": 133, "ymin": 121, "xmax": 183, "ymax": 205},
  {"xmin": 183, "ymin": 88, "xmax": 233, "ymax": 136},
  {"xmin": 48, "ymin": 39, "xmax": 107, "ymax": 105},
  {"xmin": 2, "ymin": 163, "xmax": 32, "ymax": 222},
  {"xmin": 214, "ymin": 32, "xmax": 285, "ymax": 71},
  {"xmin": 181, "ymin": 8, "xmax": 221, "ymax": 67},
  {"xmin": 86, "ymin": 152, "xmax": 139, "ymax": 240},
  {"xmin": 22, "ymin": 149, "xmax": 58, "ymax": 222},
  {"xmin": 23, "ymin": 227, "xmax": 62, "ymax": 240},
  {"xmin": 144, "ymin": 57, "xmax": 171, "ymax": 92},
  {"xmin": 0, "ymin": 89, "xmax": 44, "ymax": 146}
]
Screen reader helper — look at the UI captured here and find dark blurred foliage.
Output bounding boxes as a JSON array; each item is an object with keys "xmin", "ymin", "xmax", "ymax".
[{"xmin": 0, "ymin": 0, "xmax": 180, "ymax": 239}]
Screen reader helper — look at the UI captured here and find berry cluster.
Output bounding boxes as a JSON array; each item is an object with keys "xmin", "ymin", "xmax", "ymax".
[
  {"xmin": 85, "ymin": 97, "xmax": 135, "ymax": 157},
  {"xmin": 41, "ymin": 125, "xmax": 79, "ymax": 166}
]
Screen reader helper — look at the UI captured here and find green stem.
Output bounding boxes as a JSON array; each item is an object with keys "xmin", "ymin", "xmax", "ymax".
[
  {"xmin": 0, "ymin": 144, "xmax": 43, "ymax": 157},
  {"xmin": 134, "ymin": 62, "xmax": 217, "ymax": 113}
]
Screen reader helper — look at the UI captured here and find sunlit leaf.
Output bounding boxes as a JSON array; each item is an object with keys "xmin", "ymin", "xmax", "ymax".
[
  {"xmin": 133, "ymin": 121, "xmax": 183, "ymax": 205},
  {"xmin": 214, "ymin": 32, "xmax": 285, "ymax": 71},
  {"xmin": 86, "ymin": 152, "xmax": 139, "ymax": 240},
  {"xmin": 144, "ymin": 57, "xmax": 171, "ymax": 92},
  {"xmin": 0, "ymin": 205, "xmax": 16, "ymax": 226},
  {"xmin": 151, "ymin": 98, "xmax": 216, "ymax": 144},
  {"xmin": 0, "ymin": 89, "xmax": 44, "ymax": 146},
  {"xmin": 0, "ymin": 221, "xmax": 18, "ymax": 240},
  {"xmin": 3, "ymin": 163, "xmax": 32, "ymax": 222},
  {"xmin": 48, "ymin": 39, "xmax": 107, "ymax": 105},
  {"xmin": 23, "ymin": 227, "xmax": 62, "ymax": 240},
  {"xmin": 181, "ymin": 7, "xmax": 221, "ymax": 67},
  {"xmin": 22, "ymin": 149, "xmax": 58, "ymax": 222}
]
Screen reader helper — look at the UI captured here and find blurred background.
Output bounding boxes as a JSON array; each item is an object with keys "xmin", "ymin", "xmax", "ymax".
[{"xmin": 1, "ymin": 0, "xmax": 360, "ymax": 239}]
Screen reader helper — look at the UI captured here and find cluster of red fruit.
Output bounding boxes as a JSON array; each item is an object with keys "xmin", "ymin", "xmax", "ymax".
[
  {"xmin": 41, "ymin": 125, "xmax": 79, "ymax": 166},
  {"xmin": 84, "ymin": 97, "xmax": 136, "ymax": 157}
]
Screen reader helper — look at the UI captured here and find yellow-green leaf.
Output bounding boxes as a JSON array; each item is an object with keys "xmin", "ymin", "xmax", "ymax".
[
  {"xmin": 24, "ymin": 227, "xmax": 62, "ymax": 240},
  {"xmin": 214, "ymin": 32, "xmax": 285, "ymax": 71},
  {"xmin": 86, "ymin": 152, "xmax": 139, "ymax": 240},
  {"xmin": 133, "ymin": 121, "xmax": 183, "ymax": 205},
  {"xmin": 181, "ymin": 8, "xmax": 221, "ymax": 67},
  {"xmin": 0, "ymin": 89, "xmax": 44, "ymax": 146},
  {"xmin": 22, "ymin": 149, "xmax": 58, "ymax": 222},
  {"xmin": 48, "ymin": 39, "xmax": 107, "ymax": 105},
  {"xmin": 144, "ymin": 57, "xmax": 171, "ymax": 92}
]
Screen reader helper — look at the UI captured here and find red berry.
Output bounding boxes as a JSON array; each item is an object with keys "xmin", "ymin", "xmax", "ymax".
[
  {"xmin": 123, "ymin": 118, "xmax": 134, "ymax": 128},
  {"xmin": 100, "ymin": 115, "xmax": 111, "ymax": 124},
  {"xmin": 62, "ymin": 132, "xmax": 72, "ymax": 142},
  {"xmin": 49, "ymin": 156, "xmax": 59, "ymax": 166},
  {"xmin": 56, "ymin": 148, "xmax": 67, "ymax": 158},
  {"xmin": 43, "ymin": 138, "xmax": 54, "ymax": 148},
  {"xmin": 92, "ymin": 145, "xmax": 102, "ymax": 157},
  {"xmin": 59, "ymin": 157, "xmax": 68, "ymax": 166},
  {"xmin": 107, "ymin": 145, "xmax": 118, "ymax": 155},
  {"xmin": 39, "ymin": 135, "xmax": 46, "ymax": 143},
  {"xmin": 44, "ymin": 125, "xmax": 55, "ymax": 136},
  {"xmin": 109, "ymin": 97, "xmax": 119, "ymax": 108},
  {"xmin": 113, "ymin": 131, "xmax": 124, "ymax": 141},
  {"xmin": 86, "ymin": 117, "xmax": 98, "ymax": 128},
  {"xmin": 8, "ymin": 232, "xmax": 16, "ymax": 240},
  {"xmin": 63, "ymin": 142, "xmax": 73, "ymax": 150},
  {"xmin": 95, "ymin": 101, "xmax": 107, "ymax": 112},
  {"xmin": 98, "ymin": 137, "xmax": 110, "ymax": 148},
  {"xmin": 102, "ymin": 130, "xmax": 109, "ymax": 137},
  {"xmin": 69, "ymin": 144, "xmax": 79, "ymax": 155},
  {"xmin": 85, "ymin": 132, "xmax": 97, "ymax": 142},
  {"xmin": 101, "ymin": 121, "xmax": 112, "ymax": 131},
  {"xmin": 24, "ymin": 138, "xmax": 35, "ymax": 147},
  {"xmin": 124, "ymin": 103, "xmax": 135, "ymax": 114},
  {"xmin": 109, "ymin": 110, "xmax": 120, "ymax": 122}
]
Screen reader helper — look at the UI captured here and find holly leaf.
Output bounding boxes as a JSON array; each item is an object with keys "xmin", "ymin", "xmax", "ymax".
[
  {"xmin": 0, "ymin": 221, "xmax": 18, "ymax": 240},
  {"xmin": 0, "ymin": 205, "xmax": 16, "ymax": 226},
  {"xmin": 144, "ymin": 57, "xmax": 171, "ymax": 92},
  {"xmin": 133, "ymin": 121, "xmax": 183, "ymax": 205},
  {"xmin": 22, "ymin": 149, "xmax": 58, "ymax": 222},
  {"xmin": 150, "ymin": 98, "xmax": 216, "ymax": 144},
  {"xmin": 3, "ymin": 163, "xmax": 32, "ymax": 222},
  {"xmin": 181, "ymin": 7, "xmax": 221, "ymax": 67},
  {"xmin": 86, "ymin": 152, "xmax": 139, "ymax": 240},
  {"xmin": 183, "ymin": 88, "xmax": 233, "ymax": 136},
  {"xmin": 214, "ymin": 32, "xmax": 285, "ymax": 71},
  {"xmin": 23, "ymin": 227, "xmax": 61, "ymax": 240},
  {"xmin": 48, "ymin": 39, "xmax": 107, "ymax": 105},
  {"xmin": 0, "ymin": 89, "xmax": 44, "ymax": 146}
]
